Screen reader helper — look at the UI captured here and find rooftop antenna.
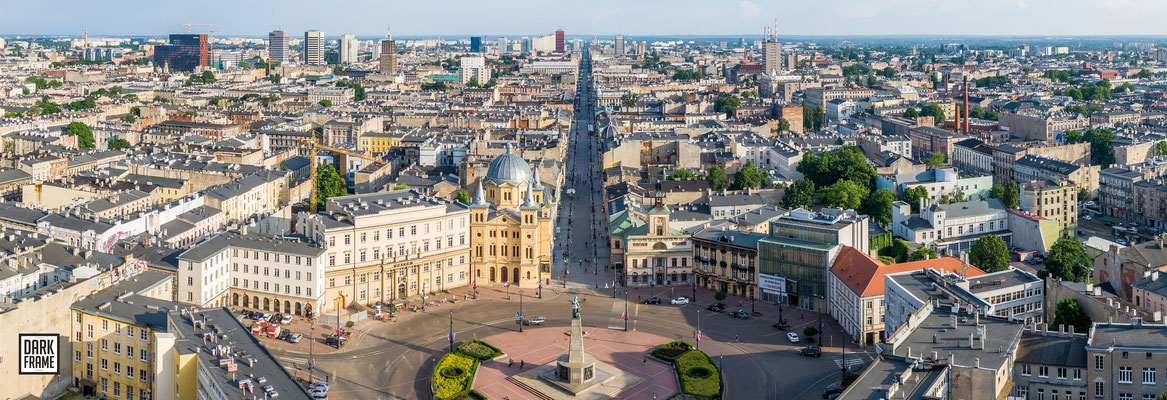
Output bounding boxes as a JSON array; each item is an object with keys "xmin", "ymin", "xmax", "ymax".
[
  {"xmin": 386, "ymin": 25, "xmax": 392, "ymax": 40},
  {"xmin": 773, "ymin": 17, "xmax": 779, "ymax": 41}
]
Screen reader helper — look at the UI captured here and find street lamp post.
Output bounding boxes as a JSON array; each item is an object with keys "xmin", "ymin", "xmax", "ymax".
[
  {"xmin": 750, "ymin": 290, "xmax": 755, "ymax": 314},
  {"xmin": 624, "ymin": 289, "xmax": 629, "ymax": 331},
  {"xmin": 696, "ymin": 309, "xmax": 701, "ymax": 351},
  {"xmin": 449, "ymin": 311, "xmax": 454, "ymax": 353},
  {"xmin": 519, "ymin": 290, "xmax": 525, "ymax": 333}
]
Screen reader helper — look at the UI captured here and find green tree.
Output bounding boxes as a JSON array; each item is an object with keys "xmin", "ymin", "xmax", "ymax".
[
  {"xmin": 864, "ymin": 189, "xmax": 897, "ymax": 227},
  {"xmin": 392, "ymin": 184, "xmax": 410, "ymax": 190},
  {"xmin": 812, "ymin": 105, "xmax": 825, "ymax": 131},
  {"xmin": 466, "ymin": 77, "xmax": 480, "ymax": 87},
  {"xmin": 1050, "ymin": 299, "xmax": 1092, "ymax": 334},
  {"xmin": 123, "ymin": 94, "xmax": 139, "ymax": 101},
  {"xmin": 315, "ymin": 164, "xmax": 347, "ymax": 209},
  {"xmin": 924, "ymin": 152, "xmax": 946, "ymax": 168},
  {"xmin": 730, "ymin": 161, "xmax": 768, "ymax": 190},
  {"xmin": 866, "ymin": 75, "xmax": 877, "ymax": 87},
  {"xmin": 319, "ymin": 99, "xmax": 333, "ymax": 107},
  {"xmin": 920, "ymin": 104, "xmax": 946, "ymax": 125},
  {"xmin": 714, "ymin": 95, "xmax": 741, "ymax": 117},
  {"xmin": 878, "ymin": 256, "xmax": 896, "ymax": 265},
  {"xmin": 900, "ymin": 186, "xmax": 929, "ymax": 213},
  {"xmin": 879, "ymin": 239, "xmax": 912, "ymax": 263},
  {"xmin": 454, "ymin": 190, "xmax": 471, "ymax": 204},
  {"xmin": 269, "ymin": 73, "xmax": 282, "ymax": 84},
  {"xmin": 672, "ymin": 70, "xmax": 702, "ymax": 81},
  {"xmin": 970, "ymin": 235, "xmax": 1010, "ymax": 272},
  {"xmin": 795, "ymin": 146, "xmax": 876, "ymax": 190},
  {"xmin": 1044, "ymin": 238, "xmax": 1090, "ymax": 282},
  {"xmin": 776, "ymin": 117, "xmax": 790, "ymax": 134},
  {"xmin": 903, "ymin": 107, "xmax": 919, "ymax": 118},
  {"xmin": 107, "ymin": 138, "xmax": 132, "ymax": 150},
  {"xmin": 67, "ymin": 97, "xmax": 97, "ymax": 111},
  {"xmin": 1133, "ymin": 69, "xmax": 1153, "ymax": 79},
  {"xmin": 817, "ymin": 179, "xmax": 869, "ymax": 210},
  {"xmin": 65, "ymin": 121, "xmax": 95, "ymax": 149},
  {"xmin": 908, "ymin": 247, "xmax": 937, "ymax": 261},
  {"xmin": 988, "ymin": 182, "xmax": 1020, "ymax": 209},
  {"xmin": 802, "ymin": 326, "xmax": 819, "ymax": 341},
  {"xmin": 119, "ymin": 114, "xmax": 136, "ymax": 123},
  {"xmin": 620, "ymin": 92, "xmax": 639, "ymax": 109},
  {"xmin": 781, "ymin": 178, "xmax": 816, "ymax": 209},
  {"xmin": 1155, "ymin": 141, "xmax": 1167, "ymax": 157},
  {"xmin": 1083, "ymin": 128, "xmax": 1115, "ymax": 167},
  {"xmin": 669, "ymin": 169, "xmax": 696, "ymax": 180},
  {"xmin": 706, "ymin": 165, "xmax": 728, "ymax": 191},
  {"xmin": 421, "ymin": 82, "xmax": 447, "ymax": 90}
]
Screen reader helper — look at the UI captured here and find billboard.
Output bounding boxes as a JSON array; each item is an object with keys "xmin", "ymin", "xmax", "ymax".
[{"xmin": 759, "ymin": 274, "xmax": 786, "ymax": 295}]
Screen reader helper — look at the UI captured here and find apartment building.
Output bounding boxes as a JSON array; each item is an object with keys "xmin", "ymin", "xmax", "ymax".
[
  {"xmin": 297, "ymin": 189, "xmax": 471, "ymax": 311},
  {"xmin": 1020, "ymin": 180, "xmax": 1079, "ymax": 233},
  {"xmin": 1086, "ymin": 320, "xmax": 1167, "ymax": 400},
  {"xmin": 891, "ymin": 199, "xmax": 1011, "ymax": 255},
  {"xmin": 1014, "ymin": 155, "xmax": 1099, "ymax": 194},
  {"xmin": 1011, "ymin": 329, "xmax": 1090, "ymax": 400},
  {"xmin": 909, "ymin": 126, "xmax": 967, "ymax": 160},
  {"xmin": 877, "ymin": 167, "xmax": 992, "ymax": 203},
  {"xmin": 951, "ymin": 138, "xmax": 994, "ymax": 176},
  {"xmin": 692, "ymin": 228, "xmax": 764, "ymax": 298},
  {"xmin": 177, "ymin": 231, "xmax": 326, "ymax": 316},
  {"xmin": 999, "ymin": 110, "xmax": 1089, "ymax": 142}
]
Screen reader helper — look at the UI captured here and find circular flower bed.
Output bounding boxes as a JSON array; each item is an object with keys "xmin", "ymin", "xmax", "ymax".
[
  {"xmin": 441, "ymin": 367, "xmax": 466, "ymax": 378},
  {"xmin": 686, "ymin": 367, "xmax": 711, "ymax": 379}
]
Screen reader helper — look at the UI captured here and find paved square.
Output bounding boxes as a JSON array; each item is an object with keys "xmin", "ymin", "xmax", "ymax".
[{"xmin": 475, "ymin": 328, "xmax": 680, "ymax": 399}]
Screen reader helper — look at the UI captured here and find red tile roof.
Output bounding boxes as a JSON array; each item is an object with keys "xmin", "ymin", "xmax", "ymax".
[{"xmin": 831, "ymin": 246, "xmax": 987, "ymax": 297}]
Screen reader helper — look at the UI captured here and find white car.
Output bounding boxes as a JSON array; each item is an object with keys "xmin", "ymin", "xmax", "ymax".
[
  {"xmin": 310, "ymin": 382, "xmax": 329, "ymax": 392},
  {"xmin": 280, "ymin": 315, "xmax": 294, "ymax": 325},
  {"xmin": 670, "ymin": 297, "xmax": 690, "ymax": 305},
  {"xmin": 787, "ymin": 332, "xmax": 800, "ymax": 343},
  {"xmin": 1083, "ymin": 215, "xmax": 1092, "ymax": 221}
]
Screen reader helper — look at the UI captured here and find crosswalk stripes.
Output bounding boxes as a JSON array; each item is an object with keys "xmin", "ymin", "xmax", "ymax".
[{"xmin": 833, "ymin": 357, "xmax": 867, "ymax": 369}]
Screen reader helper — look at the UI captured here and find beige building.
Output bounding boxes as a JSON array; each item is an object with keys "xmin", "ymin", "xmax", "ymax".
[
  {"xmin": 468, "ymin": 147, "xmax": 553, "ymax": 289},
  {"xmin": 1086, "ymin": 321, "xmax": 1167, "ymax": 400},
  {"xmin": 611, "ymin": 195, "xmax": 693, "ymax": 287},
  {"xmin": 297, "ymin": 189, "xmax": 471, "ymax": 312},
  {"xmin": 1020, "ymin": 180, "xmax": 1079, "ymax": 234}
]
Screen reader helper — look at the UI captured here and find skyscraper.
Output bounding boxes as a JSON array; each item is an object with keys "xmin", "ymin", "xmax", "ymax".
[
  {"xmin": 153, "ymin": 34, "xmax": 208, "ymax": 72},
  {"xmin": 303, "ymin": 30, "xmax": 324, "ymax": 66},
  {"xmin": 498, "ymin": 36, "xmax": 509, "ymax": 54},
  {"xmin": 379, "ymin": 27, "xmax": 397, "ymax": 74},
  {"xmin": 339, "ymin": 34, "xmax": 358, "ymax": 64},
  {"xmin": 763, "ymin": 22, "xmax": 782, "ymax": 75},
  {"xmin": 520, "ymin": 37, "xmax": 532, "ymax": 54},
  {"xmin": 470, "ymin": 36, "xmax": 483, "ymax": 53},
  {"xmin": 555, "ymin": 30, "xmax": 565, "ymax": 53},
  {"xmin": 268, "ymin": 30, "xmax": 290, "ymax": 63},
  {"xmin": 459, "ymin": 56, "xmax": 489, "ymax": 84},
  {"xmin": 614, "ymin": 34, "xmax": 624, "ymax": 55}
]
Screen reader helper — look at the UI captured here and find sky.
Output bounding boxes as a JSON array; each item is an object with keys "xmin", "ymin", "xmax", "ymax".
[{"xmin": 2, "ymin": 0, "xmax": 1166, "ymax": 38}]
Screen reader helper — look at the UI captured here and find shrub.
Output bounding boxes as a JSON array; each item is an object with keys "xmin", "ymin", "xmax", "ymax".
[
  {"xmin": 714, "ymin": 291, "xmax": 727, "ymax": 301},
  {"xmin": 675, "ymin": 350, "xmax": 721, "ymax": 398},
  {"xmin": 346, "ymin": 321, "xmax": 354, "ymax": 328},
  {"xmin": 432, "ymin": 352, "xmax": 478, "ymax": 400},
  {"xmin": 457, "ymin": 339, "xmax": 502, "ymax": 360},
  {"xmin": 651, "ymin": 340, "xmax": 692, "ymax": 362}
]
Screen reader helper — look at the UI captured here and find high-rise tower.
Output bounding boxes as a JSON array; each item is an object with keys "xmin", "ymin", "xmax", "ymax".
[
  {"xmin": 268, "ymin": 30, "xmax": 290, "ymax": 63},
  {"xmin": 379, "ymin": 27, "xmax": 397, "ymax": 74},
  {"xmin": 763, "ymin": 19, "xmax": 782, "ymax": 75},
  {"xmin": 303, "ymin": 30, "xmax": 324, "ymax": 66}
]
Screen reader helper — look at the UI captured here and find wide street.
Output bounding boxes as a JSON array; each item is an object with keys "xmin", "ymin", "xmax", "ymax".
[{"xmin": 266, "ymin": 50, "xmax": 863, "ymax": 400}]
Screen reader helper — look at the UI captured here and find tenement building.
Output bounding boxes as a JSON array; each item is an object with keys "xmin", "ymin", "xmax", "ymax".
[{"xmin": 297, "ymin": 189, "xmax": 472, "ymax": 312}]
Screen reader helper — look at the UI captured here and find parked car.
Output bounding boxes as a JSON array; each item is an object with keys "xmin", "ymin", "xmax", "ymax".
[
  {"xmin": 260, "ymin": 313, "xmax": 273, "ymax": 322},
  {"xmin": 823, "ymin": 387, "xmax": 843, "ymax": 398},
  {"xmin": 524, "ymin": 316, "xmax": 546, "ymax": 325},
  {"xmin": 729, "ymin": 310, "xmax": 749, "ymax": 319},
  {"xmin": 773, "ymin": 321, "xmax": 790, "ymax": 330},
  {"xmin": 707, "ymin": 303, "xmax": 726, "ymax": 312},
  {"xmin": 326, "ymin": 335, "xmax": 347, "ymax": 348},
  {"xmin": 799, "ymin": 346, "xmax": 822, "ymax": 357},
  {"xmin": 643, "ymin": 297, "xmax": 661, "ymax": 305},
  {"xmin": 280, "ymin": 315, "xmax": 294, "ymax": 325},
  {"xmin": 310, "ymin": 390, "xmax": 328, "ymax": 399},
  {"xmin": 310, "ymin": 382, "xmax": 329, "ymax": 392},
  {"xmin": 1083, "ymin": 215, "xmax": 1092, "ymax": 221},
  {"xmin": 670, "ymin": 296, "xmax": 690, "ymax": 305},
  {"xmin": 287, "ymin": 333, "xmax": 302, "ymax": 343},
  {"xmin": 787, "ymin": 332, "xmax": 800, "ymax": 343},
  {"xmin": 276, "ymin": 330, "xmax": 291, "ymax": 341}
]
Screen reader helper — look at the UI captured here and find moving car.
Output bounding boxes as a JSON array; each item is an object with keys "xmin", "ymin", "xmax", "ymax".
[
  {"xmin": 729, "ymin": 310, "xmax": 749, "ymax": 319},
  {"xmin": 799, "ymin": 346, "xmax": 822, "ymax": 357},
  {"xmin": 707, "ymin": 303, "xmax": 726, "ymax": 312},
  {"xmin": 524, "ymin": 316, "xmax": 546, "ymax": 325},
  {"xmin": 643, "ymin": 297, "xmax": 661, "ymax": 305},
  {"xmin": 787, "ymin": 332, "xmax": 801, "ymax": 343},
  {"xmin": 670, "ymin": 296, "xmax": 690, "ymax": 305},
  {"xmin": 773, "ymin": 321, "xmax": 790, "ymax": 331}
]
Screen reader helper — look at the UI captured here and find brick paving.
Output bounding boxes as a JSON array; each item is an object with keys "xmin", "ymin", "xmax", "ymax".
[{"xmin": 474, "ymin": 327, "xmax": 680, "ymax": 400}]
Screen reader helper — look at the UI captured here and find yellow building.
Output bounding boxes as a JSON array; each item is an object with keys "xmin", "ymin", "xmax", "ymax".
[
  {"xmin": 70, "ymin": 271, "xmax": 173, "ymax": 399},
  {"xmin": 1020, "ymin": 180, "xmax": 1078, "ymax": 233},
  {"xmin": 469, "ymin": 146, "xmax": 553, "ymax": 288},
  {"xmin": 359, "ymin": 131, "xmax": 396, "ymax": 155}
]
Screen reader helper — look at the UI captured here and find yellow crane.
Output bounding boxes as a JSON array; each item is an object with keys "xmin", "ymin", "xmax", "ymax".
[
  {"xmin": 179, "ymin": 23, "xmax": 220, "ymax": 66},
  {"xmin": 300, "ymin": 129, "xmax": 378, "ymax": 213}
]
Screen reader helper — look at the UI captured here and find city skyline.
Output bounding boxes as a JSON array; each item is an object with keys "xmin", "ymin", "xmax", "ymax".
[{"xmin": 3, "ymin": 0, "xmax": 1167, "ymax": 37}]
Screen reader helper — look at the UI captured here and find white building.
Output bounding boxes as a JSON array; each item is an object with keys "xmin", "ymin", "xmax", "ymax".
[
  {"xmin": 177, "ymin": 230, "xmax": 327, "ymax": 316},
  {"xmin": 339, "ymin": 34, "xmax": 358, "ymax": 64},
  {"xmin": 890, "ymin": 198, "xmax": 1011, "ymax": 255},
  {"xmin": 876, "ymin": 167, "xmax": 993, "ymax": 204},
  {"xmin": 459, "ymin": 56, "xmax": 490, "ymax": 84},
  {"xmin": 825, "ymin": 98, "xmax": 860, "ymax": 123},
  {"xmin": 303, "ymin": 30, "xmax": 324, "ymax": 66}
]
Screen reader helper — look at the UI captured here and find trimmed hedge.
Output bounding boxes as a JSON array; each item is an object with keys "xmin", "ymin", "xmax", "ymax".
[
  {"xmin": 675, "ymin": 350, "xmax": 721, "ymax": 398},
  {"xmin": 457, "ymin": 339, "xmax": 502, "ymax": 360},
  {"xmin": 432, "ymin": 352, "xmax": 479, "ymax": 400},
  {"xmin": 651, "ymin": 340, "xmax": 693, "ymax": 362}
]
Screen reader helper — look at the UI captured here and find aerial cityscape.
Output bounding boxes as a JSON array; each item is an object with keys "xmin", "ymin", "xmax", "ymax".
[{"xmin": 2, "ymin": 1, "xmax": 1167, "ymax": 400}]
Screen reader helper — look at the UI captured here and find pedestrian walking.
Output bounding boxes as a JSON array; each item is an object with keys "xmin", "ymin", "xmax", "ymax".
[
  {"xmin": 509, "ymin": 358, "xmax": 514, "ymax": 367},
  {"xmin": 644, "ymin": 356, "xmax": 647, "ymax": 364},
  {"xmin": 735, "ymin": 335, "xmax": 739, "ymax": 342},
  {"xmin": 521, "ymin": 360, "xmax": 525, "ymax": 368}
]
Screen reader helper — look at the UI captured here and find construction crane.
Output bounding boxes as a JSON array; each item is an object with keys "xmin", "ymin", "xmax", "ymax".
[
  {"xmin": 300, "ymin": 129, "xmax": 378, "ymax": 213},
  {"xmin": 180, "ymin": 22, "xmax": 217, "ymax": 33},
  {"xmin": 179, "ymin": 23, "xmax": 221, "ymax": 67}
]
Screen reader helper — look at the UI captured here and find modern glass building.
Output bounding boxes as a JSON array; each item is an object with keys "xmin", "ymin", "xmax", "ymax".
[
  {"xmin": 756, "ymin": 208, "xmax": 868, "ymax": 312},
  {"xmin": 153, "ymin": 34, "xmax": 208, "ymax": 72}
]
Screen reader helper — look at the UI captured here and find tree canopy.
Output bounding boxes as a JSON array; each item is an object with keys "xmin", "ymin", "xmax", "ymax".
[
  {"xmin": 864, "ymin": 188, "xmax": 897, "ymax": 227},
  {"xmin": 107, "ymin": 138, "xmax": 132, "ymax": 150},
  {"xmin": 988, "ymin": 182, "xmax": 1020, "ymax": 209},
  {"xmin": 65, "ymin": 121, "xmax": 95, "ymax": 149},
  {"xmin": 706, "ymin": 165, "xmax": 728, "ymax": 191},
  {"xmin": 315, "ymin": 164, "xmax": 347, "ymax": 209},
  {"xmin": 924, "ymin": 152, "xmax": 946, "ymax": 168},
  {"xmin": 730, "ymin": 161, "xmax": 769, "ymax": 190},
  {"xmin": 780, "ymin": 178, "xmax": 816, "ymax": 209},
  {"xmin": 1044, "ymin": 238, "xmax": 1091, "ymax": 282},
  {"xmin": 795, "ymin": 146, "xmax": 876, "ymax": 190},
  {"xmin": 319, "ymin": 99, "xmax": 333, "ymax": 107},
  {"xmin": 454, "ymin": 190, "xmax": 471, "ymax": 204},
  {"xmin": 900, "ymin": 186, "xmax": 929, "ymax": 213},
  {"xmin": 620, "ymin": 92, "xmax": 639, "ymax": 109},
  {"xmin": 970, "ymin": 235, "xmax": 1010, "ymax": 272},
  {"xmin": 669, "ymin": 169, "xmax": 696, "ymax": 181},
  {"xmin": 1063, "ymin": 128, "xmax": 1115, "ymax": 168},
  {"xmin": 1051, "ymin": 299, "xmax": 1092, "ymax": 334},
  {"xmin": 817, "ymin": 179, "xmax": 869, "ymax": 210},
  {"xmin": 908, "ymin": 247, "xmax": 937, "ymax": 261},
  {"xmin": 920, "ymin": 104, "xmax": 946, "ymax": 125},
  {"xmin": 672, "ymin": 70, "xmax": 702, "ymax": 81},
  {"xmin": 714, "ymin": 95, "xmax": 741, "ymax": 117}
]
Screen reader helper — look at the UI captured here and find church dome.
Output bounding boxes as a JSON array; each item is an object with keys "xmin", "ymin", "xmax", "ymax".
[{"xmin": 484, "ymin": 145, "xmax": 531, "ymax": 186}]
